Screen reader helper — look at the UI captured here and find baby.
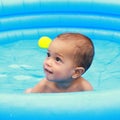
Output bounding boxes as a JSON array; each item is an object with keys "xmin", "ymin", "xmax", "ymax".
[{"xmin": 25, "ymin": 33, "xmax": 94, "ymax": 93}]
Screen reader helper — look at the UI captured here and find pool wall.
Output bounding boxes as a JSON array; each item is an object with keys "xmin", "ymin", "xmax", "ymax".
[{"xmin": 0, "ymin": 0, "xmax": 120, "ymax": 120}]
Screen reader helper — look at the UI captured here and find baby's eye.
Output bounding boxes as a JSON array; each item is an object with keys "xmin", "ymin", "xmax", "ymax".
[
  {"xmin": 55, "ymin": 57, "xmax": 62, "ymax": 62},
  {"xmin": 47, "ymin": 52, "xmax": 50, "ymax": 57}
]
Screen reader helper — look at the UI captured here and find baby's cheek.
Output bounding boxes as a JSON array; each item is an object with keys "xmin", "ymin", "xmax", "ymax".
[
  {"xmin": 55, "ymin": 72, "xmax": 63, "ymax": 78},
  {"xmin": 59, "ymin": 71, "xmax": 69, "ymax": 78},
  {"xmin": 54, "ymin": 66, "xmax": 70, "ymax": 79},
  {"xmin": 54, "ymin": 71, "xmax": 65, "ymax": 80}
]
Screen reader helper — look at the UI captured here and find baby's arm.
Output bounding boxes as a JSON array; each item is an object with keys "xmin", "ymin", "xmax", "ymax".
[
  {"xmin": 25, "ymin": 88, "xmax": 32, "ymax": 93},
  {"xmin": 81, "ymin": 78, "xmax": 93, "ymax": 91},
  {"xmin": 25, "ymin": 78, "xmax": 46, "ymax": 93}
]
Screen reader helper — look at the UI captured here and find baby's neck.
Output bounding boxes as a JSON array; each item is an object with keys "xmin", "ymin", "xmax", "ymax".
[
  {"xmin": 55, "ymin": 82, "xmax": 71, "ymax": 89},
  {"xmin": 54, "ymin": 78, "xmax": 79, "ymax": 89}
]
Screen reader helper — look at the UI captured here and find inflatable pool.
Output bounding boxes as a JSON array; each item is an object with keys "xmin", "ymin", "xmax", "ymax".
[{"xmin": 0, "ymin": 0, "xmax": 120, "ymax": 119}]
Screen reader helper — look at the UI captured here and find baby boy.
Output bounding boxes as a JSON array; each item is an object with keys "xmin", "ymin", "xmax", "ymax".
[{"xmin": 25, "ymin": 32, "xmax": 94, "ymax": 93}]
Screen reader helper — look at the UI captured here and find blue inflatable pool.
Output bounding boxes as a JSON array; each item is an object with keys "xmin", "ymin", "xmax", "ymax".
[{"xmin": 0, "ymin": 0, "xmax": 120, "ymax": 120}]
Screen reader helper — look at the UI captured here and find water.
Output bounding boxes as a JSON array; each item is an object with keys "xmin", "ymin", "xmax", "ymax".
[
  {"xmin": 0, "ymin": 39, "xmax": 120, "ymax": 93},
  {"xmin": 0, "ymin": 39, "xmax": 46, "ymax": 93}
]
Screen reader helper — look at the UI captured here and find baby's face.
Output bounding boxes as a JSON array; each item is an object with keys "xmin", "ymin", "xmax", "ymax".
[{"xmin": 43, "ymin": 39, "xmax": 76, "ymax": 83}]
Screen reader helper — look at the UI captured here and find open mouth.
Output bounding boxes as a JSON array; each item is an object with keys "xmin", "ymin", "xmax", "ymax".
[{"xmin": 44, "ymin": 68, "xmax": 53, "ymax": 74}]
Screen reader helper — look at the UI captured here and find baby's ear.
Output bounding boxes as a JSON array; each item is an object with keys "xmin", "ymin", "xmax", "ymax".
[{"xmin": 72, "ymin": 67, "xmax": 85, "ymax": 79}]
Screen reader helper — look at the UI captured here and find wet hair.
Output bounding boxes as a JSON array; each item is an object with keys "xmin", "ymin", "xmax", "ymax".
[{"xmin": 56, "ymin": 33, "xmax": 94, "ymax": 72}]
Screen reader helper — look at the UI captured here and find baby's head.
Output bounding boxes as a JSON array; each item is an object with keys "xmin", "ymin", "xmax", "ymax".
[
  {"xmin": 44, "ymin": 32, "xmax": 94, "ymax": 82},
  {"xmin": 55, "ymin": 33, "xmax": 94, "ymax": 72}
]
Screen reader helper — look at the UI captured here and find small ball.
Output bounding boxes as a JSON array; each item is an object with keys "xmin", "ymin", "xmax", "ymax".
[{"xmin": 38, "ymin": 36, "xmax": 52, "ymax": 48}]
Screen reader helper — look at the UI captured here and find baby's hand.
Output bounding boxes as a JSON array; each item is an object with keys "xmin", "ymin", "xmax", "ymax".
[{"xmin": 25, "ymin": 88, "xmax": 32, "ymax": 93}]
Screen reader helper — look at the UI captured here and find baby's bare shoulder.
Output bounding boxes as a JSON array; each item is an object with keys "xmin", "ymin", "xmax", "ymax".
[
  {"xmin": 80, "ymin": 78, "xmax": 93, "ymax": 91},
  {"xmin": 30, "ymin": 78, "xmax": 48, "ymax": 93},
  {"xmin": 38, "ymin": 78, "xmax": 48, "ymax": 86}
]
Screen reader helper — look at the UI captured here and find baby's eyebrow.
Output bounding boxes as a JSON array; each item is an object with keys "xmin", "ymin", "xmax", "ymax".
[
  {"xmin": 47, "ymin": 49, "xmax": 64, "ymax": 58},
  {"xmin": 55, "ymin": 53, "xmax": 64, "ymax": 58}
]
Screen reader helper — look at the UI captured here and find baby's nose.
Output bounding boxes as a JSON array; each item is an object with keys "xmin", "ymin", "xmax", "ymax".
[{"xmin": 45, "ymin": 58, "xmax": 53, "ymax": 67}]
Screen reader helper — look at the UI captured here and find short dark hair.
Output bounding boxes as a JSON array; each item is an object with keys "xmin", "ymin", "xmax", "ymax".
[{"xmin": 57, "ymin": 33, "xmax": 94, "ymax": 72}]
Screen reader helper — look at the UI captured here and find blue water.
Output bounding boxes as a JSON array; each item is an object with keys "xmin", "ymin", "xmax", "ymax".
[{"xmin": 0, "ymin": 39, "xmax": 120, "ymax": 93}]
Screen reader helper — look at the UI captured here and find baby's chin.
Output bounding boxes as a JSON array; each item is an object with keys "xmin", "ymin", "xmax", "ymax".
[
  {"xmin": 45, "ymin": 76, "xmax": 55, "ymax": 82},
  {"xmin": 46, "ymin": 77, "xmax": 67, "ymax": 83},
  {"xmin": 46, "ymin": 77, "xmax": 62, "ymax": 83}
]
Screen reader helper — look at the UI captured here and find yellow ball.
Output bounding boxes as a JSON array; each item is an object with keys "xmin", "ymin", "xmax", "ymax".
[{"xmin": 38, "ymin": 36, "xmax": 52, "ymax": 48}]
